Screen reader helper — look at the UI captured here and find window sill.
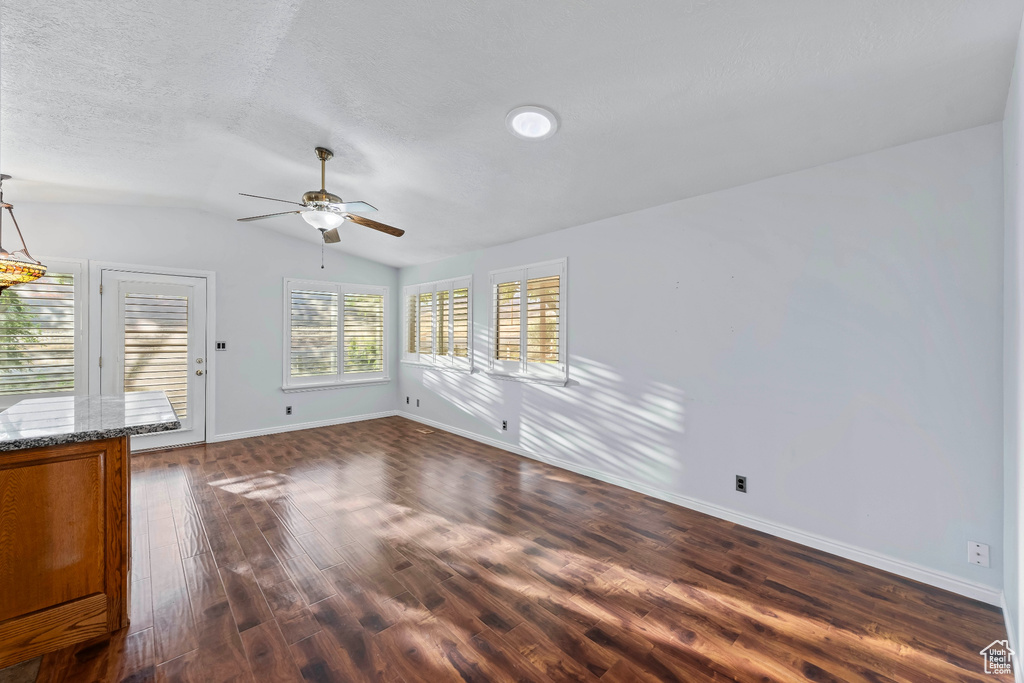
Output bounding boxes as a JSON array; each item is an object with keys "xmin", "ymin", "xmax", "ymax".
[
  {"xmin": 484, "ymin": 371, "xmax": 568, "ymax": 387},
  {"xmin": 401, "ymin": 360, "xmax": 472, "ymax": 373},
  {"xmin": 281, "ymin": 378, "xmax": 391, "ymax": 393}
]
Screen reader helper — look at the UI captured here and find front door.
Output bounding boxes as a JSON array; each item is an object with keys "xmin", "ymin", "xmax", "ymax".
[{"xmin": 100, "ymin": 270, "xmax": 207, "ymax": 449}]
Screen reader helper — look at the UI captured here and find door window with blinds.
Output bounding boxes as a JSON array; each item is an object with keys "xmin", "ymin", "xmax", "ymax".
[
  {"xmin": 284, "ymin": 279, "xmax": 388, "ymax": 389},
  {"xmin": 488, "ymin": 258, "xmax": 566, "ymax": 384},
  {"xmin": 123, "ymin": 291, "xmax": 190, "ymax": 418},
  {"xmin": 0, "ymin": 258, "xmax": 87, "ymax": 405},
  {"xmin": 402, "ymin": 276, "xmax": 471, "ymax": 370}
]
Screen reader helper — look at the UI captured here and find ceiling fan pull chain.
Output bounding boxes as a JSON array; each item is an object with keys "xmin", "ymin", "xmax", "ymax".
[{"xmin": 321, "ymin": 237, "xmax": 325, "ymax": 269}]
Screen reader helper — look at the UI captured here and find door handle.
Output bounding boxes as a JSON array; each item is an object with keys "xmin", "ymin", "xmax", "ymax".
[{"xmin": 196, "ymin": 370, "xmax": 204, "ymax": 376}]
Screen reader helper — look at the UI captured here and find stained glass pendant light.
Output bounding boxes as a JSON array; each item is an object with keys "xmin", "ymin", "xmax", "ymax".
[
  {"xmin": 0, "ymin": 3, "xmax": 46, "ymax": 295},
  {"xmin": 0, "ymin": 175, "xmax": 46, "ymax": 293}
]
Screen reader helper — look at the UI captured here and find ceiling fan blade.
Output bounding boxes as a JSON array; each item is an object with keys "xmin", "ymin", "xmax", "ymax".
[
  {"xmin": 322, "ymin": 227, "xmax": 341, "ymax": 244},
  {"xmin": 239, "ymin": 193, "xmax": 305, "ymax": 207},
  {"xmin": 338, "ymin": 201, "xmax": 377, "ymax": 214},
  {"xmin": 345, "ymin": 214, "xmax": 405, "ymax": 237},
  {"xmin": 237, "ymin": 210, "xmax": 302, "ymax": 222}
]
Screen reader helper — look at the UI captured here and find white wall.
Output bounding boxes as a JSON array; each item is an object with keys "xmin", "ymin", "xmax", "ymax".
[
  {"xmin": 6, "ymin": 124, "xmax": 1005, "ymax": 605},
  {"xmin": 1004, "ymin": 12, "xmax": 1024, "ymax": 654},
  {"xmin": 398, "ymin": 124, "xmax": 1006, "ymax": 599},
  {"xmin": 9, "ymin": 203, "xmax": 399, "ymax": 438}
]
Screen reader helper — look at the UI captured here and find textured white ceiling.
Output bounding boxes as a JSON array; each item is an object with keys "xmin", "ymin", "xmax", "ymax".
[{"xmin": 2, "ymin": 0, "xmax": 1021, "ymax": 267}]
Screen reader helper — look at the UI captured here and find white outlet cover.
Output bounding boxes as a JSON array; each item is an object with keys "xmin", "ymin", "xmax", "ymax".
[{"xmin": 968, "ymin": 541, "xmax": 990, "ymax": 568}]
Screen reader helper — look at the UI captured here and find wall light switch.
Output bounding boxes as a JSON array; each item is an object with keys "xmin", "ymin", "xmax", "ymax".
[{"xmin": 968, "ymin": 541, "xmax": 990, "ymax": 568}]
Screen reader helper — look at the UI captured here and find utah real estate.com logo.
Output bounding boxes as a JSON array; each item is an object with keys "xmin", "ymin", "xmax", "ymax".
[{"xmin": 980, "ymin": 640, "xmax": 1014, "ymax": 675}]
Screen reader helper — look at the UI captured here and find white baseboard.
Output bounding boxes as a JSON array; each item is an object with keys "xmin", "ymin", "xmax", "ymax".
[
  {"xmin": 208, "ymin": 410, "xmax": 398, "ymax": 443},
  {"xmin": 397, "ymin": 411, "xmax": 1003, "ymax": 607}
]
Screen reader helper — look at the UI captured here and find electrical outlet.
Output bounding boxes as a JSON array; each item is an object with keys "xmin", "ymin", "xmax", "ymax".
[
  {"xmin": 406, "ymin": 396, "xmax": 410, "ymax": 404},
  {"xmin": 502, "ymin": 420, "xmax": 508, "ymax": 431},
  {"xmin": 416, "ymin": 399, "xmax": 420, "ymax": 407},
  {"xmin": 735, "ymin": 475, "xmax": 747, "ymax": 493},
  {"xmin": 285, "ymin": 406, "xmax": 292, "ymax": 416},
  {"xmin": 968, "ymin": 541, "xmax": 990, "ymax": 568},
  {"xmin": 216, "ymin": 341, "xmax": 227, "ymax": 351}
]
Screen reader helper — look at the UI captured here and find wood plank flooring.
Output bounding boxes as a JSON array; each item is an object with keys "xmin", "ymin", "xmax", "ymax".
[{"xmin": 26, "ymin": 416, "xmax": 1011, "ymax": 682}]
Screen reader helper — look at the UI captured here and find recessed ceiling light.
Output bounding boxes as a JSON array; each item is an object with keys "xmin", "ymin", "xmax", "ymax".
[{"xmin": 506, "ymin": 105, "xmax": 558, "ymax": 140}]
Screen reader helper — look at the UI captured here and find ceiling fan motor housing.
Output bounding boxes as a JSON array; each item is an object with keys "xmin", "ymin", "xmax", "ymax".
[{"xmin": 302, "ymin": 189, "xmax": 344, "ymax": 207}]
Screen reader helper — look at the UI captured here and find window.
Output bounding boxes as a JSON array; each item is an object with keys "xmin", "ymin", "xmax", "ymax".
[
  {"xmin": 124, "ymin": 291, "xmax": 190, "ymax": 419},
  {"xmin": 283, "ymin": 279, "xmax": 388, "ymax": 391},
  {"xmin": 488, "ymin": 258, "xmax": 566, "ymax": 384},
  {"xmin": 419, "ymin": 291, "xmax": 433, "ymax": 356},
  {"xmin": 495, "ymin": 280, "xmax": 520, "ymax": 361},
  {"xmin": 0, "ymin": 258, "xmax": 87, "ymax": 406},
  {"xmin": 403, "ymin": 276, "xmax": 472, "ymax": 369},
  {"xmin": 343, "ymin": 293, "xmax": 385, "ymax": 374},
  {"xmin": 289, "ymin": 289, "xmax": 338, "ymax": 378}
]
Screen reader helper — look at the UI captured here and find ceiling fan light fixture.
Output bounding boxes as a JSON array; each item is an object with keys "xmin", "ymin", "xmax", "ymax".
[
  {"xmin": 301, "ymin": 209, "xmax": 345, "ymax": 231},
  {"xmin": 506, "ymin": 105, "xmax": 558, "ymax": 140}
]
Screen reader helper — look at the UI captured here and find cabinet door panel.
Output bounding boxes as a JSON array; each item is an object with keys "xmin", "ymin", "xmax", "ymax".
[{"xmin": 0, "ymin": 451, "xmax": 105, "ymax": 620}]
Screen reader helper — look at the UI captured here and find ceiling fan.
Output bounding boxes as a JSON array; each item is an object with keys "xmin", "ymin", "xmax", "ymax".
[{"xmin": 237, "ymin": 147, "xmax": 404, "ymax": 243}]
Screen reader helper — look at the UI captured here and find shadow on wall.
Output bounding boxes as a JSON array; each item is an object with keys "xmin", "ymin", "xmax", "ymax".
[
  {"xmin": 421, "ymin": 368, "xmax": 515, "ymax": 435},
  {"xmin": 421, "ymin": 356, "xmax": 686, "ymax": 492},
  {"xmin": 522, "ymin": 357, "xmax": 685, "ymax": 490}
]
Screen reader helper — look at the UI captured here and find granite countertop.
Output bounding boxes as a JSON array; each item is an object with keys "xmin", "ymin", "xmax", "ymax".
[{"xmin": 0, "ymin": 391, "xmax": 181, "ymax": 451}]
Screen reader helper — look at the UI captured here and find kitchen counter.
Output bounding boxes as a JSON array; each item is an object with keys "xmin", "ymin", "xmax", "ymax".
[
  {"xmin": 0, "ymin": 391, "xmax": 179, "ymax": 451},
  {"xmin": 0, "ymin": 390, "xmax": 179, "ymax": 667}
]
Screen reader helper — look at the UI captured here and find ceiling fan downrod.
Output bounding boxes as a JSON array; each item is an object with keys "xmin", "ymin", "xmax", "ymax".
[{"xmin": 315, "ymin": 147, "xmax": 333, "ymax": 192}]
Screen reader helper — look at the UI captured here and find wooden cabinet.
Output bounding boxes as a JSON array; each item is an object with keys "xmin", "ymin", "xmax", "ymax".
[{"xmin": 0, "ymin": 435, "xmax": 129, "ymax": 667}]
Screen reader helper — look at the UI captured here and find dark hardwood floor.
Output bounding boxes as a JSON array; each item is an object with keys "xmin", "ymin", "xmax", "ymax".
[{"xmin": 28, "ymin": 416, "xmax": 1011, "ymax": 682}]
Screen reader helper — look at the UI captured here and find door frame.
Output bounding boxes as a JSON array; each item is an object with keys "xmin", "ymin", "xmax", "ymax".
[{"xmin": 88, "ymin": 262, "xmax": 217, "ymax": 444}]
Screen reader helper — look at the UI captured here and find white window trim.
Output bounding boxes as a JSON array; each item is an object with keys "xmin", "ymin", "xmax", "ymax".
[
  {"xmin": 487, "ymin": 257, "xmax": 567, "ymax": 386},
  {"xmin": 402, "ymin": 275, "xmax": 473, "ymax": 372},
  {"xmin": 0, "ymin": 256, "xmax": 89, "ymax": 409},
  {"xmin": 282, "ymin": 278, "xmax": 389, "ymax": 392}
]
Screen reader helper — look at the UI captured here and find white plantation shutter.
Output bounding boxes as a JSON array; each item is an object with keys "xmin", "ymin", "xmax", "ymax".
[
  {"xmin": 284, "ymin": 280, "xmax": 388, "ymax": 389},
  {"xmin": 290, "ymin": 289, "xmax": 339, "ymax": 378},
  {"xmin": 402, "ymin": 276, "xmax": 472, "ymax": 369},
  {"xmin": 405, "ymin": 290, "xmax": 417, "ymax": 355},
  {"xmin": 489, "ymin": 259, "xmax": 566, "ymax": 383},
  {"xmin": 526, "ymin": 275, "xmax": 559, "ymax": 364},
  {"xmin": 453, "ymin": 286, "xmax": 469, "ymax": 360},
  {"xmin": 0, "ymin": 272, "xmax": 76, "ymax": 395},
  {"xmin": 343, "ymin": 293, "xmax": 384, "ymax": 374},
  {"xmin": 418, "ymin": 291, "xmax": 433, "ymax": 356},
  {"xmin": 436, "ymin": 289, "xmax": 449, "ymax": 357},
  {"xmin": 0, "ymin": 259, "xmax": 86, "ymax": 402},
  {"xmin": 494, "ymin": 280, "xmax": 521, "ymax": 362},
  {"xmin": 124, "ymin": 292, "xmax": 190, "ymax": 418}
]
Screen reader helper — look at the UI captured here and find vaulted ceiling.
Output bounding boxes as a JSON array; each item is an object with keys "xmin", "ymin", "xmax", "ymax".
[{"xmin": 2, "ymin": 0, "xmax": 1021, "ymax": 266}]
